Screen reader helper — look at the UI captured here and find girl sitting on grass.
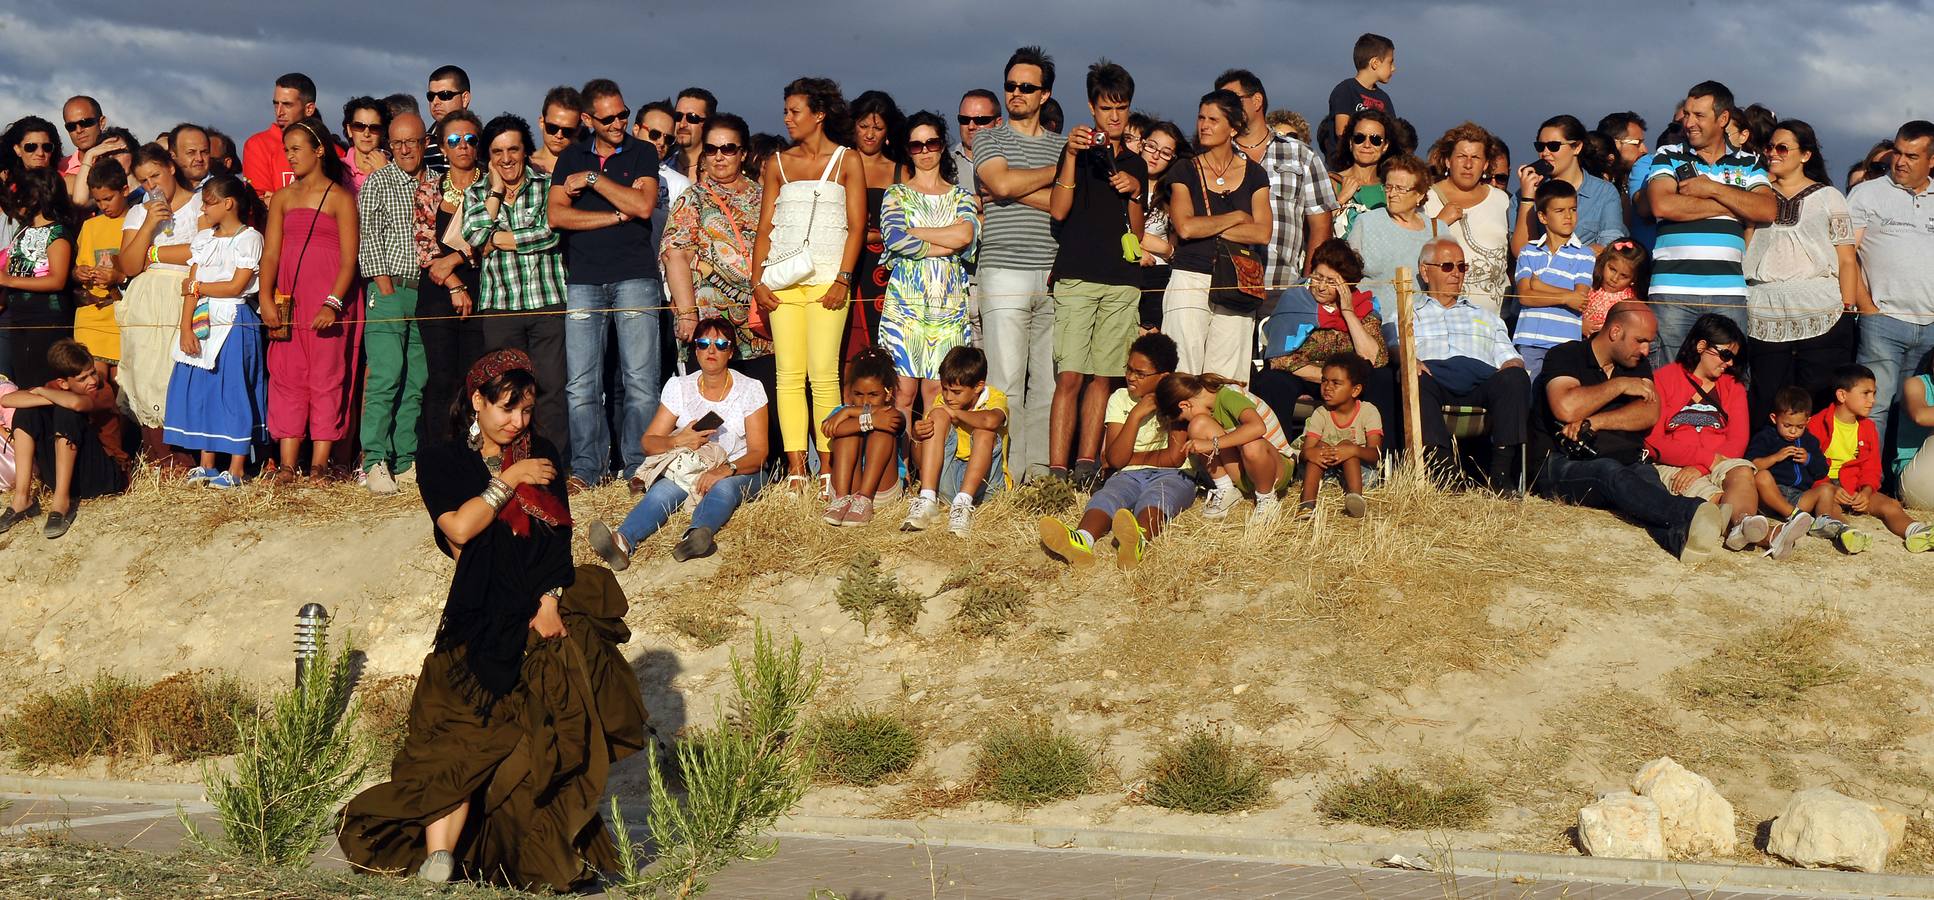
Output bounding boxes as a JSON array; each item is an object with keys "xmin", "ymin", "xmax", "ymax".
[
  {"xmin": 1153, "ymin": 372, "xmax": 1295, "ymax": 525},
  {"xmin": 820, "ymin": 347, "xmax": 904, "ymax": 527}
]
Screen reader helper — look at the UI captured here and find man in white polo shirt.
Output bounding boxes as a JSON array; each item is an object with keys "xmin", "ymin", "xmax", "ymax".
[{"xmin": 1850, "ymin": 120, "xmax": 1934, "ymax": 451}]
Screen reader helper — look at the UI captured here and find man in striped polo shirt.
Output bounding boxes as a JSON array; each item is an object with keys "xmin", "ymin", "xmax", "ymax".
[{"xmin": 1640, "ymin": 81, "xmax": 1776, "ymax": 367}]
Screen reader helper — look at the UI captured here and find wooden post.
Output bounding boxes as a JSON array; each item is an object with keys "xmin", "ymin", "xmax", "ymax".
[{"xmin": 1395, "ymin": 268, "xmax": 1424, "ymax": 466}]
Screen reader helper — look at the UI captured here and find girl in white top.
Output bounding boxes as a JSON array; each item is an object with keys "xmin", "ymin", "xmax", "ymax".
[
  {"xmin": 751, "ymin": 77, "xmax": 866, "ymax": 486},
  {"xmin": 117, "ymin": 145, "xmax": 205, "ymax": 433},
  {"xmin": 1424, "ymin": 125, "xmax": 1513, "ymax": 315},
  {"xmin": 162, "ymin": 176, "xmax": 269, "ymax": 489}
]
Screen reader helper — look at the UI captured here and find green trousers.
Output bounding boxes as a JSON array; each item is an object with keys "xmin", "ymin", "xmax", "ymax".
[{"xmin": 361, "ymin": 281, "xmax": 427, "ymax": 472}]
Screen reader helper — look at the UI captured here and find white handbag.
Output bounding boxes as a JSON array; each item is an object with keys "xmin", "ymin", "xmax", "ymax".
[{"xmin": 760, "ymin": 146, "xmax": 845, "ymax": 292}]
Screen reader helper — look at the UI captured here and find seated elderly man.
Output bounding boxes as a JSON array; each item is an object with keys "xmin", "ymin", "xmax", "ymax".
[
  {"xmin": 1410, "ymin": 238, "xmax": 1530, "ymax": 492},
  {"xmin": 1531, "ymin": 301, "xmax": 1730, "ymax": 562}
]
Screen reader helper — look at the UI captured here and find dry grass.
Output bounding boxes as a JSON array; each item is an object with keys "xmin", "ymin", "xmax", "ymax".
[
  {"xmin": 122, "ymin": 671, "xmax": 255, "ymax": 761},
  {"xmin": 1317, "ymin": 767, "xmax": 1491, "ymax": 831},
  {"xmin": 100, "ymin": 462, "xmax": 420, "ymax": 535},
  {"xmin": 1545, "ymin": 689, "xmax": 1743, "ymax": 779},
  {"xmin": 876, "ymin": 771, "xmax": 980, "ymax": 819},
  {"xmin": 0, "ymin": 671, "xmax": 254, "ymax": 767},
  {"xmin": 354, "ymin": 674, "xmax": 416, "ymax": 762},
  {"xmin": 1674, "ymin": 610, "xmax": 1856, "ymax": 711},
  {"xmin": 0, "ymin": 835, "xmax": 530, "ymax": 898}
]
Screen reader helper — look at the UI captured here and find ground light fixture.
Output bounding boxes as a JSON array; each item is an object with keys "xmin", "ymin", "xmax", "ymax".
[{"xmin": 295, "ymin": 602, "xmax": 329, "ymax": 687}]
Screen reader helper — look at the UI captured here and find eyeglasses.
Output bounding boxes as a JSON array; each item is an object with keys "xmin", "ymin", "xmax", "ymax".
[
  {"xmin": 692, "ymin": 337, "xmax": 732, "ymax": 351},
  {"xmin": 1767, "ymin": 142, "xmax": 1797, "ymax": 156},
  {"xmin": 426, "ymin": 90, "xmax": 463, "ymax": 102},
  {"xmin": 1428, "ymin": 261, "xmax": 1471, "ymax": 273},
  {"xmin": 1142, "ymin": 145, "xmax": 1175, "ymax": 162},
  {"xmin": 1385, "ymin": 183, "xmax": 1420, "ymax": 196},
  {"xmin": 444, "ymin": 133, "xmax": 478, "ymax": 148},
  {"xmin": 1350, "ymin": 132, "xmax": 1385, "ymax": 147},
  {"xmin": 1703, "ymin": 346, "xmax": 1738, "ymax": 364},
  {"xmin": 589, "ymin": 108, "xmax": 630, "ymax": 127},
  {"xmin": 701, "ymin": 142, "xmax": 743, "ymax": 157},
  {"xmin": 390, "ymin": 137, "xmax": 423, "ymax": 149},
  {"xmin": 346, "ymin": 121, "xmax": 382, "ymax": 134},
  {"xmin": 1124, "ymin": 367, "xmax": 1159, "ymax": 380},
  {"xmin": 1614, "ymin": 138, "xmax": 1645, "ymax": 148},
  {"xmin": 958, "ymin": 114, "xmax": 998, "ymax": 127},
  {"xmin": 641, "ymin": 128, "xmax": 667, "ymax": 142},
  {"xmin": 542, "ymin": 122, "xmax": 576, "ymax": 136},
  {"xmin": 907, "ymin": 138, "xmax": 945, "ymax": 155},
  {"xmin": 17, "ymin": 142, "xmax": 51, "ymax": 154},
  {"xmin": 1483, "ymin": 173, "xmax": 1511, "ymax": 186},
  {"xmin": 1003, "ymin": 81, "xmax": 1045, "ymax": 95},
  {"xmin": 64, "ymin": 116, "xmax": 100, "ymax": 132},
  {"xmin": 1533, "ymin": 140, "xmax": 1577, "ymax": 153}
]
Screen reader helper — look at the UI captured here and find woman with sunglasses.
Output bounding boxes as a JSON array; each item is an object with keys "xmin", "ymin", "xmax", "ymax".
[
  {"xmin": 1424, "ymin": 122, "xmax": 1512, "ymax": 316},
  {"xmin": 1742, "ymin": 120, "xmax": 1861, "ymax": 424},
  {"xmin": 1644, "ymin": 313, "xmax": 1772, "ymax": 552},
  {"xmin": 3, "ymin": 117, "xmax": 61, "ymax": 182},
  {"xmin": 1325, "ymin": 108, "xmax": 1398, "ymax": 239},
  {"xmin": 588, "ymin": 317, "xmax": 771, "ymax": 567},
  {"xmin": 1512, "ymin": 115, "xmax": 1627, "ymax": 256},
  {"xmin": 878, "ymin": 110, "xmax": 980, "ymax": 425},
  {"xmin": 341, "ymin": 97, "xmax": 391, "ymax": 194},
  {"xmin": 415, "ymin": 110, "xmax": 487, "ymax": 454},
  {"xmin": 848, "ymin": 90, "xmax": 908, "ymax": 358}
]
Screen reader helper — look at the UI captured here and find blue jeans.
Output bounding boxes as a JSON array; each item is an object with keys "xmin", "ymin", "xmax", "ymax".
[
  {"xmin": 618, "ymin": 468, "xmax": 769, "ymax": 545},
  {"xmin": 1538, "ymin": 453, "xmax": 1705, "ymax": 556},
  {"xmin": 566, "ymin": 278, "xmax": 665, "ymax": 480},
  {"xmin": 940, "ymin": 428, "xmax": 1007, "ymax": 501},
  {"xmin": 1650, "ymin": 293, "xmax": 1746, "ymax": 370},
  {"xmin": 1856, "ymin": 312, "xmax": 1934, "ymax": 451}
]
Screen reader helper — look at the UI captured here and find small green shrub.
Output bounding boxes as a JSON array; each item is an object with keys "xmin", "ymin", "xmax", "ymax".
[
  {"xmin": 1005, "ymin": 477, "xmax": 1079, "ymax": 516},
  {"xmin": 1143, "ymin": 726, "xmax": 1268, "ymax": 814},
  {"xmin": 1316, "ymin": 767, "xmax": 1489, "ymax": 830},
  {"xmin": 2, "ymin": 673, "xmax": 143, "ymax": 767},
  {"xmin": 953, "ymin": 581, "xmax": 1030, "ymax": 638},
  {"xmin": 973, "ymin": 721, "xmax": 1096, "ymax": 807},
  {"xmin": 811, "ymin": 708, "xmax": 920, "ymax": 786},
  {"xmin": 669, "ymin": 610, "xmax": 735, "ymax": 648},
  {"xmin": 835, "ymin": 550, "xmax": 924, "ymax": 633}
]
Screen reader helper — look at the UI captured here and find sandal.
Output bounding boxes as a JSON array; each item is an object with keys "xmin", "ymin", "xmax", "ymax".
[{"xmin": 783, "ymin": 474, "xmax": 811, "ymax": 493}]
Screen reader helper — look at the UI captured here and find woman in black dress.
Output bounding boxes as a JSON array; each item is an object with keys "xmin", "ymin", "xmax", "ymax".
[{"xmin": 340, "ymin": 349, "xmax": 647, "ymax": 890}]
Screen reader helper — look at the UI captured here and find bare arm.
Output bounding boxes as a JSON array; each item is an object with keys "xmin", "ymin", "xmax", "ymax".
[
  {"xmin": 1645, "ymin": 176, "xmax": 1728, "ymax": 222},
  {"xmin": 976, "ymin": 155, "xmax": 1057, "ymax": 202},
  {"xmin": 0, "ymin": 237, "xmax": 71, "ymax": 293},
  {"xmin": 328, "ymin": 192, "xmax": 359, "ymax": 300},
  {"xmin": 949, "ymin": 406, "xmax": 1007, "ymax": 432},
  {"xmin": 1546, "ymin": 374, "xmax": 1660, "ymax": 430},
  {"xmin": 1835, "ymin": 243, "xmax": 1860, "ymax": 311},
  {"xmin": 1048, "ymin": 149, "xmax": 1077, "ymax": 221}
]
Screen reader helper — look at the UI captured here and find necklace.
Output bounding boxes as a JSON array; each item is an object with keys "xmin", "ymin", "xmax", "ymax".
[
  {"xmin": 1235, "ymin": 129, "xmax": 1270, "ymax": 152},
  {"xmin": 1204, "ymin": 150, "xmax": 1237, "ymax": 187}
]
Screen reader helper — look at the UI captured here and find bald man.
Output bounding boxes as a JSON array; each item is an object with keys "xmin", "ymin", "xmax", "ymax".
[
  {"xmin": 354, "ymin": 111, "xmax": 434, "ymax": 495},
  {"xmin": 1409, "ymin": 239, "xmax": 1529, "ymax": 493},
  {"xmin": 1532, "ymin": 300, "xmax": 1730, "ymax": 562}
]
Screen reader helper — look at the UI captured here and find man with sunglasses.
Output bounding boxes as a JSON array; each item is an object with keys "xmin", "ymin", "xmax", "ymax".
[
  {"xmin": 423, "ymin": 65, "xmax": 472, "ymax": 174},
  {"xmin": 1410, "ymin": 239, "xmax": 1531, "ymax": 493},
  {"xmin": 671, "ymin": 87, "xmax": 716, "ymax": 179},
  {"xmin": 242, "ymin": 72, "xmax": 317, "ymax": 200},
  {"xmin": 58, "ymin": 96, "xmax": 110, "ymax": 190},
  {"xmin": 547, "ymin": 79, "xmax": 664, "ymax": 490},
  {"xmin": 356, "ymin": 111, "xmax": 435, "ymax": 495},
  {"xmin": 974, "ymin": 46, "xmax": 1065, "ymax": 481},
  {"xmin": 953, "ymin": 89, "xmax": 1000, "ymax": 196}
]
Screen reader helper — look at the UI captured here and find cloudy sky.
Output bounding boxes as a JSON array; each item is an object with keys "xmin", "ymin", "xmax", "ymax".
[{"xmin": 3, "ymin": 1, "xmax": 1924, "ymax": 178}]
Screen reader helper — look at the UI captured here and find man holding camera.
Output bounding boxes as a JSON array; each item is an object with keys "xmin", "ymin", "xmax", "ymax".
[{"xmin": 1532, "ymin": 300, "xmax": 1730, "ymax": 562}]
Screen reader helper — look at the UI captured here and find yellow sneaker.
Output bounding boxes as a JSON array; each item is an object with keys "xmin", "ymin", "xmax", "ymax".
[
  {"xmin": 1038, "ymin": 517, "xmax": 1096, "ymax": 567},
  {"xmin": 1112, "ymin": 508, "xmax": 1146, "ymax": 571}
]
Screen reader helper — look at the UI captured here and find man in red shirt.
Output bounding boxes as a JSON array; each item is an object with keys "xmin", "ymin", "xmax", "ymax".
[{"xmin": 243, "ymin": 72, "xmax": 318, "ymax": 199}]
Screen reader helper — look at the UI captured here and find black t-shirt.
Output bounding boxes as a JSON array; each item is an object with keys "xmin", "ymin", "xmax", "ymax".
[
  {"xmin": 1321, "ymin": 79, "xmax": 1394, "ymax": 157},
  {"xmin": 551, "ymin": 135, "xmax": 661, "ymax": 284},
  {"xmin": 1164, "ymin": 156, "xmax": 1270, "ymax": 275},
  {"xmin": 1051, "ymin": 145, "xmax": 1148, "ymax": 286},
  {"xmin": 1532, "ymin": 338, "xmax": 1654, "ymax": 465}
]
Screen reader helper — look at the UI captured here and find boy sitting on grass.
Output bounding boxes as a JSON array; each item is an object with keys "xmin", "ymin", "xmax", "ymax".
[
  {"xmin": 1804, "ymin": 365, "xmax": 1932, "ymax": 554},
  {"xmin": 1300, "ymin": 352, "xmax": 1383, "ymax": 518},
  {"xmin": 0, "ymin": 339, "xmax": 130, "ymax": 539},
  {"xmin": 1039, "ymin": 333, "xmax": 1190, "ymax": 571},
  {"xmin": 902, "ymin": 347, "xmax": 1008, "ymax": 537},
  {"xmin": 1746, "ymin": 385, "xmax": 1824, "ymax": 560}
]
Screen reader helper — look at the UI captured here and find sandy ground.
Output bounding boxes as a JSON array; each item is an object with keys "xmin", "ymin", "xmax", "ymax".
[{"xmin": 2, "ymin": 469, "xmax": 1932, "ymax": 870}]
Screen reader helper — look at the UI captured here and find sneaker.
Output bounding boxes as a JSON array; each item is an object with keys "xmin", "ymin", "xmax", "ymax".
[
  {"xmin": 588, "ymin": 521, "xmax": 635, "ymax": 572},
  {"xmin": 1765, "ymin": 512, "xmax": 1812, "ymax": 561},
  {"xmin": 901, "ymin": 496, "xmax": 942, "ymax": 532},
  {"xmin": 42, "ymin": 509, "xmax": 73, "ymax": 540},
  {"xmin": 873, "ymin": 477, "xmax": 903, "ymax": 504},
  {"xmin": 1907, "ymin": 523, "xmax": 1934, "ymax": 553},
  {"xmin": 1295, "ymin": 500, "xmax": 1318, "ymax": 519},
  {"xmin": 1680, "ymin": 502, "xmax": 1730, "ymax": 564},
  {"xmin": 207, "ymin": 471, "xmax": 243, "ymax": 490},
  {"xmin": 821, "ymin": 494, "xmax": 855, "ymax": 527},
  {"xmin": 365, "ymin": 461, "xmax": 398, "ymax": 496},
  {"xmin": 1811, "ymin": 515, "xmax": 1845, "ymax": 538},
  {"xmin": 1249, "ymin": 494, "xmax": 1282, "ymax": 526},
  {"xmin": 0, "ymin": 502, "xmax": 39, "ymax": 535},
  {"xmin": 186, "ymin": 466, "xmax": 216, "ymax": 485},
  {"xmin": 1343, "ymin": 492, "xmax": 1368, "ymax": 519},
  {"xmin": 1724, "ymin": 514, "xmax": 1770, "ymax": 552},
  {"xmin": 1038, "ymin": 517, "xmax": 1095, "ymax": 567},
  {"xmin": 842, "ymin": 495, "xmax": 875, "ymax": 527},
  {"xmin": 1835, "ymin": 528, "xmax": 1872, "ymax": 555},
  {"xmin": 417, "ymin": 849, "xmax": 454, "ymax": 884},
  {"xmin": 1112, "ymin": 508, "xmax": 1146, "ymax": 570},
  {"xmin": 393, "ymin": 465, "xmax": 418, "ymax": 486},
  {"xmin": 1202, "ymin": 486, "xmax": 1239, "ymax": 520},
  {"xmin": 948, "ymin": 497, "xmax": 974, "ymax": 537},
  {"xmin": 672, "ymin": 527, "xmax": 717, "ymax": 562}
]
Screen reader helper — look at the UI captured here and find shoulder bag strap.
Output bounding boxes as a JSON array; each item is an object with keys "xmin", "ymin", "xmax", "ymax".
[
  {"xmin": 702, "ymin": 182, "xmax": 751, "ymax": 259},
  {"xmin": 287, "ymin": 182, "xmax": 331, "ymax": 291}
]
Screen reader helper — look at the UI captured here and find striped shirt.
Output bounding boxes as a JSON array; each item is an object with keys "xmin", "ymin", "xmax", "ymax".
[
  {"xmin": 1512, "ymin": 233, "xmax": 1596, "ymax": 348},
  {"xmin": 460, "ymin": 169, "xmax": 566, "ymax": 312},
  {"xmin": 1413, "ymin": 294, "xmax": 1520, "ymax": 369},
  {"xmin": 972, "ymin": 123, "xmax": 1063, "ymax": 271},
  {"xmin": 1643, "ymin": 143, "xmax": 1769, "ymax": 301},
  {"xmin": 1253, "ymin": 133, "xmax": 1339, "ymax": 291}
]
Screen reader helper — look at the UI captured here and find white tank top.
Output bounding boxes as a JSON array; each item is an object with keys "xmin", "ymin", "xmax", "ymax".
[{"xmin": 768, "ymin": 146, "xmax": 850, "ymax": 286}]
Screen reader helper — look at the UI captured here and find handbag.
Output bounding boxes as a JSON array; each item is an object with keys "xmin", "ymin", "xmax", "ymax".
[
  {"xmin": 1196, "ymin": 159, "xmax": 1266, "ymax": 313},
  {"xmin": 760, "ymin": 146, "xmax": 845, "ymax": 292},
  {"xmin": 270, "ymin": 182, "xmax": 332, "ymax": 341}
]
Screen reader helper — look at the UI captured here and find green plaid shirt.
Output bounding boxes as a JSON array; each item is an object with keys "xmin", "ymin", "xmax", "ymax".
[{"xmin": 461, "ymin": 168, "xmax": 566, "ymax": 312}]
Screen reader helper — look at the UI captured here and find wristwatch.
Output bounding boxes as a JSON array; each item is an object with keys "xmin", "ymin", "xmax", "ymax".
[
  {"xmin": 835, "ymin": 270, "xmax": 855, "ymax": 285},
  {"xmin": 585, "ymin": 171, "xmax": 601, "ymax": 188},
  {"xmin": 859, "ymin": 409, "xmax": 875, "ymax": 433}
]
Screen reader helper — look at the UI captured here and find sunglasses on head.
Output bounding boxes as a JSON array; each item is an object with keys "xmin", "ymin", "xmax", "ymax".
[
  {"xmin": 1350, "ymin": 132, "xmax": 1385, "ymax": 147},
  {"xmin": 444, "ymin": 133, "xmax": 478, "ymax": 148},
  {"xmin": 1429, "ymin": 261, "xmax": 1471, "ymax": 273},
  {"xmin": 346, "ymin": 121, "xmax": 382, "ymax": 134},
  {"xmin": 1703, "ymin": 345, "xmax": 1738, "ymax": 363},
  {"xmin": 64, "ymin": 116, "xmax": 99, "ymax": 132},
  {"xmin": 542, "ymin": 121, "xmax": 576, "ymax": 136},
  {"xmin": 427, "ymin": 89, "xmax": 463, "ymax": 102},
  {"xmin": 17, "ymin": 142, "xmax": 50, "ymax": 154},
  {"xmin": 1003, "ymin": 81, "xmax": 1044, "ymax": 95},
  {"xmin": 907, "ymin": 138, "xmax": 945, "ymax": 155},
  {"xmin": 692, "ymin": 337, "xmax": 732, "ymax": 351},
  {"xmin": 958, "ymin": 114, "xmax": 998, "ymax": 127},
  {"xmin": 589, "ymin": 108, "xmax": 630, "ymax": 127},
  {"xmin": 701, "ymin": 142, "xmax": 742, "ymax": 157}
]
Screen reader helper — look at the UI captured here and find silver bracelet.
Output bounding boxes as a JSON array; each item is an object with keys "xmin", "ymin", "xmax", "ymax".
[{"xmin": 481, "ymin": 477, "xmax": 513, "ymax": 511}]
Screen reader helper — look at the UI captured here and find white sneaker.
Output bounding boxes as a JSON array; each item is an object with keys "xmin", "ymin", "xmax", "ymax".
[
  {"xmin": 1203, "ymin": 486, "xmax": 1239, "ymax": 520},
  {"xmin": 948, "ymin": 497, "xmax": 974, "ymax": 537},
  {"xmin": 1725, "ymin": 514, "xmax": 1770, "ymax": 551},
  {"xmin": 900, "ymin": 496, "xmax": 942, "ymax": 532},
  {"xmin": 394, "ymin": 465, "xmax": 418, "ymax": 485},
  {"xmin": 1766, "ymin": 512, "xmax": 1811, "ymax": 560},
  {"xmin": 365, "ymin": 462, "xmax": 397, "ymax": 495},
  {"xmin": 1249, "ymin": 494, "xmax": 1281, "ymax": 526}
]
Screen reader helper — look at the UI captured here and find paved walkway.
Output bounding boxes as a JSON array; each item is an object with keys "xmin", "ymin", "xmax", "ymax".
[{"xmin": 0, "ymin": 794, "xmax": 1893, "ymax": 899}]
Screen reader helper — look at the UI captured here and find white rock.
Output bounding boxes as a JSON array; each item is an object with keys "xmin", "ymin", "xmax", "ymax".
[
  {"xmin": 1578, "ymin": 792, "xmax": 1665, "ymax": 860},
  {"xmin": 1767, "ymin": 788, "xmax": 1891, "ymax": 872},
  {"xmin": 1871, "ymin": 802, "xmax": 1908, "ymax": 857},
  {"xmin": 1631, "ymin": 756, "xmax": 1735, "ymax": 857}
]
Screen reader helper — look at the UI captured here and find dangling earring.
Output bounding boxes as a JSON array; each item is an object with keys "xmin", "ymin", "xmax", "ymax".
[{"xmin": 467, "ymin": 416, "xmax": 482, "ymax": 450}]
